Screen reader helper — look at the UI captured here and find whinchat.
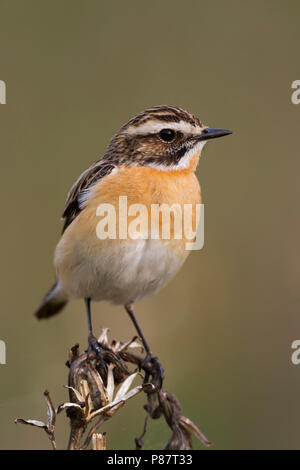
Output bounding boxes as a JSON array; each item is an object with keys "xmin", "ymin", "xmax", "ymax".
[{"xmin": 34, "ymin": 105, "xmax": 232, "ymax": 375}]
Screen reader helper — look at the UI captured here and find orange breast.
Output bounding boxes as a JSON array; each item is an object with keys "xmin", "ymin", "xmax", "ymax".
[
  {"xmin": 82, "ymin": 153, "xmax": 201, "ymax": 246},
  {"xmin": 92, "ymin": 150, "xmax": 200, "ymax": 203}
]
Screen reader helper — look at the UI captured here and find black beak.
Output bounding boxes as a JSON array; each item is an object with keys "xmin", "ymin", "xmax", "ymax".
[{"xmin": 196, "ymin": 128, "xmax": 232, "ymax": 141}]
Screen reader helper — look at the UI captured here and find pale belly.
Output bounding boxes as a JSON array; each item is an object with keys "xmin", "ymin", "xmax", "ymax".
[{"xmin": 55, "ymin": 237, "xmax": 188, "ymax": 305}]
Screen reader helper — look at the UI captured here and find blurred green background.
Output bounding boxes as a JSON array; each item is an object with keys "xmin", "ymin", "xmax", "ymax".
[{"xmin": 0, "ymin": 0, "xmax": 300, "ymax": 450}]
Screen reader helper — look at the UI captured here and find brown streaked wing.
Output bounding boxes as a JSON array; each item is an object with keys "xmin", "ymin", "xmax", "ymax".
[{"xmin": 61, "ymin": 159, "xmax": 116, "ymax": 233}]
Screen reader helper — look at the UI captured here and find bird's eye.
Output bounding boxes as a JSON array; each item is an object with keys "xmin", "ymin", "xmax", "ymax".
[{"xmin": 159, "ymin": 128, "xmax": 176, "ymax": 142}]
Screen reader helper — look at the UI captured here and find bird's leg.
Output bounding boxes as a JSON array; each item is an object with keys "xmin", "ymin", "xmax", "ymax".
[
  {"xmin": 124, "ymin": 303, "xmax": 164, "ymax": 387},
  {"xmin": 85, "ymin": 298, "xmax": 106, "ymax": 372}
]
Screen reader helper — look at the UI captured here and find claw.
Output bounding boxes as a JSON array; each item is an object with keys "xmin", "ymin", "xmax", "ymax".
[
  {"xmin": 88, "ymin": 333, "xmax": 107, "ymax": 374},
  {"xmin": 140, "ymin": 353, "xmax": 164, "ymax": 388},
  {"xmin": 152, "ymin": 357, "xmax": 164, "ymax": 382}
]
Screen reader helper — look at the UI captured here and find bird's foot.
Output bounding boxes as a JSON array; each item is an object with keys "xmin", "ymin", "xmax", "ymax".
[
  {"xmin": 141, "ymin": 353, "xmax": 164, "ymax": 389},
  {"xmin": 87, "ymin": 332, "xmax": 107, "ymax": 374}
]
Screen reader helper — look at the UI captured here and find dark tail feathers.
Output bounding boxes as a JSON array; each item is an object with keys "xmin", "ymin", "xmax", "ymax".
[{"xmin": 33, "ymin": 282, "xmax": 67, "ymax": 319}]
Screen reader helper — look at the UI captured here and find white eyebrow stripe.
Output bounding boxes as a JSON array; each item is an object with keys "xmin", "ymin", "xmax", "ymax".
[{"xmin": 125, "ymin": 120, "xmax": 203, "ymax": 136}]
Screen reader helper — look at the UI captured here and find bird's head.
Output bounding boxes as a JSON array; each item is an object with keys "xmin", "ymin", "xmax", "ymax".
[{"xmin": 106, "ymin": 105, "xmax": 232, "ymax": 170}]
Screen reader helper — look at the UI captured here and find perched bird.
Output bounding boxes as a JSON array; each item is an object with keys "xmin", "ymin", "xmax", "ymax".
[{"xmin": 34, "ymin": 105, "xmax": 231, "ymax": 376}]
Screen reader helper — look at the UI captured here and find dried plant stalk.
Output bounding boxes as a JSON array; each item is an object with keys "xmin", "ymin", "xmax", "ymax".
[{"xmin": 15, "ymin": 329, "xmax": 211, "ymax": 450}]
